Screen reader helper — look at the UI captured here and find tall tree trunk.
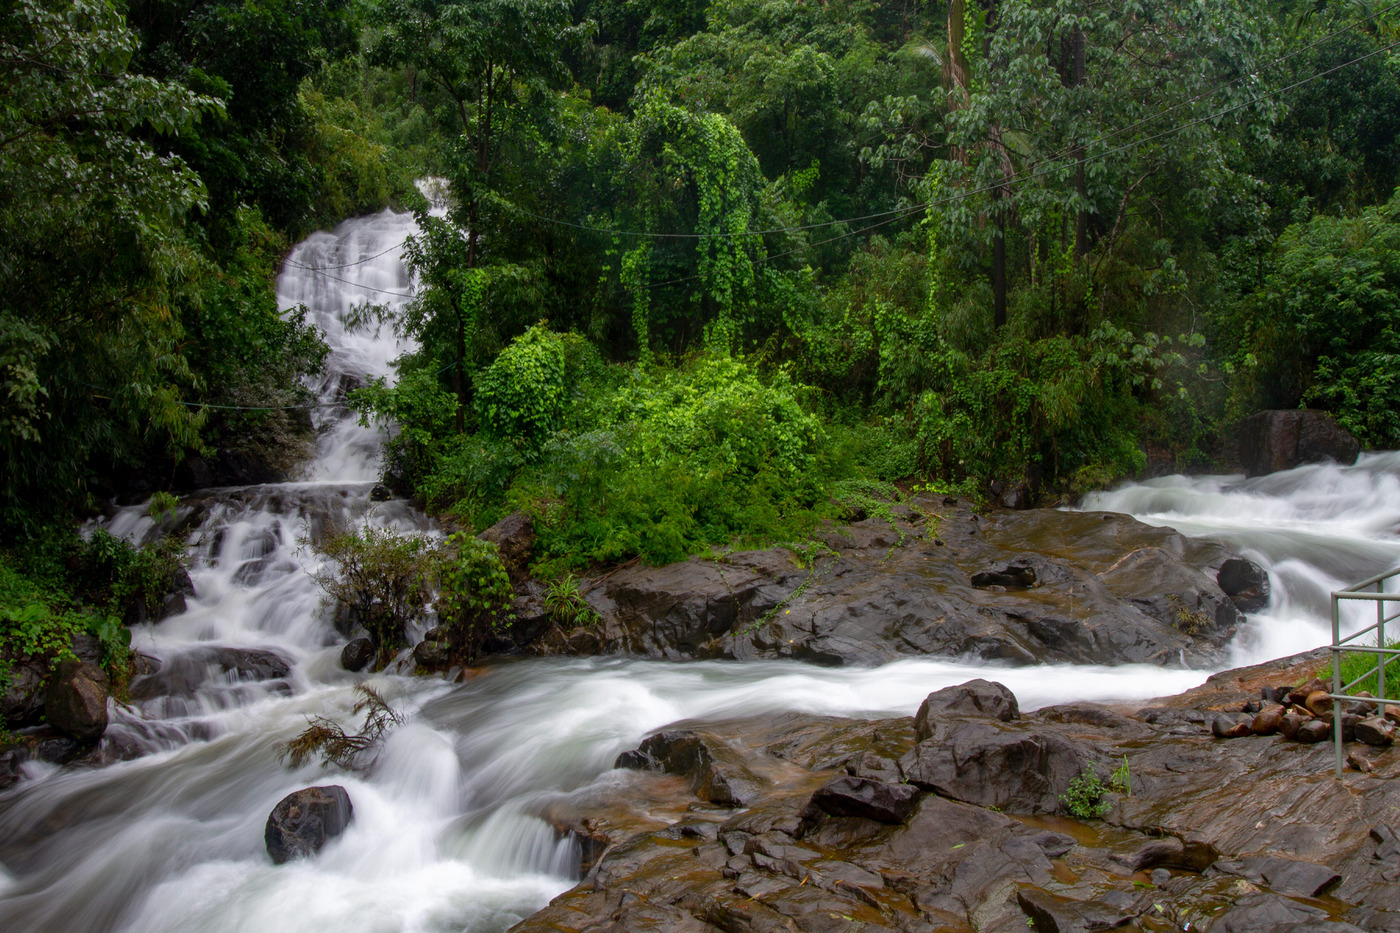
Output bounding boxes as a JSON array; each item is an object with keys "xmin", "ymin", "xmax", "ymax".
[
  {"xmin": 1072, "ymin": 25, "xmax": 1087, "ymax": 262},
  {"xmin": 993, "ymin": 185, "xmax": 1007, "ymax": 329}
]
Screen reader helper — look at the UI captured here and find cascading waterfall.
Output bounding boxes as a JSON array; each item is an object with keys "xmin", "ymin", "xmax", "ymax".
[
  {"xmin": 2, "ymin": 206, "xmax": 1397, "ymax": 932},
  {"xmin": 1081, "ymin": 453, "xmax": 1400, "ymax": 663}
]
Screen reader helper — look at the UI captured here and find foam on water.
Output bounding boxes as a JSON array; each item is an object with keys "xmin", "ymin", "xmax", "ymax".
[
  {"xmin": 1081, "ymin": 452, "xmax": 1400, "ymax": 662},
  {"xmin": 2, "ymin": 204, "xmax": 1396, "ymax": 933}
]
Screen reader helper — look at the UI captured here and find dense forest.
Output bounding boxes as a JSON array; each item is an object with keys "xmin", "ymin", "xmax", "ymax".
[{"xmin": 2, "ymin": 0, "xmax": 1399, "ymax": 663}]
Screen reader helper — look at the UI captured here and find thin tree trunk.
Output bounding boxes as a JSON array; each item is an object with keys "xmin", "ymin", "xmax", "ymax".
[
  {"xmin": 993, "ymin": 185, "xmax": 1007, "ymax": 329},
  {"xmin": 1072, "ymin": 24, "xmax": 1087, "ymax": 262}
]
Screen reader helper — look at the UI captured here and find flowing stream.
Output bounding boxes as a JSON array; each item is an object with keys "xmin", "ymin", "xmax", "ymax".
[{"xmin": 1, "ymin": 209, "xmax": 1397, "ymax": 933}]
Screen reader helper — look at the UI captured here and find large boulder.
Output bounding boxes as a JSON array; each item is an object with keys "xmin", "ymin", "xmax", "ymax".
[
  {"xmin": 1238, "ymin": 410, "xmax": 1361, "ymax": 477},
  {"xmin": 615, "ymin": 729, "xmax": 767, "ymax": 807},
  {"xmin": 477, "ymin": 510, "xmax": 535, "ymax": 584},
  {"xmin": 43, "ymin": 660, "xmax": 109, "ymax": 741},
  {"xmin": 2, "ymin": 658, "xmax": 51, "ymax": 729},
  {"xmin": 914, "ymin": 679, "xmax": 1019, "ymax": 741},
  {"xmin": 554, "ymin": 504, "xmax": 1245, "ymax": 668},
  {"xmin": 340, "ymin": 637, "xmax": 375, "ymax": 672},
  {"xmin": 1217, "ymin": 557, "xmax": 1271, "ymax": 613},
  {"xmin": 265, "ymin": 785, "xmax": 354, "ymax": 864},
  {"xmin": 898, "ymin": 720, "xmax": 1099, "ymax": 814}
]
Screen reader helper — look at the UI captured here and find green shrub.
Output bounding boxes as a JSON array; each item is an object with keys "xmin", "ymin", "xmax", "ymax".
[
  {"xmin": 435, "ymin": 533, "xmax": 514, "ymax": 662},
  {"xmin": 476, "ymin": 324, "xmax": 569, "ymax": 451},
  {"xmin": 1060, "ymin": 759, "xmax": 1131, "ymax": 819},
  {"xmin": 311, "ymin": 525, "xmax": 440, "ymax": 660}
]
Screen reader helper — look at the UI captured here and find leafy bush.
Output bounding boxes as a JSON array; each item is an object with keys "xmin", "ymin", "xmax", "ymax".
[
  {"xmin": 435, "ymin": 533, "xmax": 514, "ymax": 663},
  {"xmin": 616, "ymin": 354, "xmax": 821, "ymax": 478},
  {"xmin": 311, "ymin": 525, "xmax": 441, "ymax": 660},
  {"xmin": 475, "ymin": 323, "xmax": 569, "ymax": 451},
  {"xmin": 1244, "ymin": 192, "xmax": 1400, "ymax": 447},
  {"xmin": 1060, "ymin": 759, "xmax": 1131, "ymax": 819},
  {"xmin": 543, "ymin": 573, "xmax": 600, "ymax": 628}
]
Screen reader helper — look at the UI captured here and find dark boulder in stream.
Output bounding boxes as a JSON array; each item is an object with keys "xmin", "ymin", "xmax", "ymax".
[
  {"xmin": 533, "ymin": 499, "xmax": 1249, "ymax": 668},
  {"xmin": 265, "ymin": 785, "xmax": 354, "ymax": 864},
  {"xmin": 1238, "ymin": 409, "xmax": 1362, "ymax": 477},
  {"xmin": 129, "ymin": 646, "xmax": 292, "ymax": 701}
]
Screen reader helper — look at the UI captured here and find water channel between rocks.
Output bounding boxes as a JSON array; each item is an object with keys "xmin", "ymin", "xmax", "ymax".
[{"xmin": 1, "ymin": 209, "xmax": 1397, "ymax": 933}]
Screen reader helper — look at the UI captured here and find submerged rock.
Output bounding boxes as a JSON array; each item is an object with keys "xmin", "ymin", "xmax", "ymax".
[
  {"xmin": 129, "ymin": 646, "xmax": 291, "ymax": 700},
  {"xmin": 265, "ymin": 785, "xmax": 354, "ymax": 864}
]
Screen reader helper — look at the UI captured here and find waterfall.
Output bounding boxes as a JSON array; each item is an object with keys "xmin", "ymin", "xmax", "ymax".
[{"xmin": 2, "ymin": 206, "xmax": 1397, "ymax": 932}]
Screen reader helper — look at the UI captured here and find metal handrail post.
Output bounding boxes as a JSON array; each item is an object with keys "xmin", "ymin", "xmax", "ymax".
[{"xmin": 1333, "ymin": 590, "xmax": 1344, "ymax": 777}]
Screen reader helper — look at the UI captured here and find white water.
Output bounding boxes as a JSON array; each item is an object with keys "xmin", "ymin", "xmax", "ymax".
[
  {"xmin": 1, "ymin": 208, "xmax": 1396, "ymax": 932},
  {"xmin": 1081, "ymin": 454, "xmax": 1400, "ymax": 664}
]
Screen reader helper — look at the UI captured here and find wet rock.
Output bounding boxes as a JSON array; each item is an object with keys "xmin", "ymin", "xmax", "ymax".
[
  {"xmin": 265, "ymin": 785, "xmax": 354, "ymax": 864},
  {"xmin": 1212, "ymin": 715, "xmax": 1253, "ymax": 738},
  {"xmin": 1218, "ymin": 558, "xmax": 1271, "ymax": 613},
  {"xmin": 1117, "ymin": 836, "xmax": 1220, "ymax": 873},
  {"xmin": 1252, "ymin": 706, "xmax": 1285, "ymax": 735},
  {"xmin": 129, "ymin": 647, "xmax": 291, "ymax": 700},
  {"xmin": 1288, "ymin": 678, "xmax": 1330, "ymax": 708},
  {"xmin": 1211, "ymin": 855, "xmax": 1343, "ymax": 897},
  {"xmin": 807, "ymin": 776, "xmax": 920, "ymax": 825},
  {"xmin": 0, "ymin": 743, "xmax": 29, "ymax": 789},
  {"xmin": 1, "ymin": 659, "xmax": 50, "ymax": 729},
  {"xmin": 615, "ymin": 730, "xmax": 766, "ymax": 807},
  {"xmin": 1207, "ymin": 891, "xmax": 1340, "ymax": 932},
  {"xmin": 913, "ymin": 678, "xmax": 1019, "ymax": 740},
  {"xmin": 899, "ymin": 721, "xmax": 1096, "ymax": 814},
  {"xmin": 1237, "ymin": 410, "xmax": 1362, "ymax": 477},
  {"xmin": 556, "ymin": 504, "xmax": 1245, "ymax": 668},
  {"xmin": 1279, "ymin": 710, "xmax": 1310, "ymax": 739},
  {"xmin": 413, "ymin": 638, "xmax": 452, "ymax": 669},
  {"xmin": 1372, "ymin": 824, "xmax": 1400, "ymax": 863},
  {"xmin": 340, "ymin": 637, "xmax": 374, "ymax": 672},
  {"xmin": 1306, "ymin": 690, "xmax": 1335, "ymax": 718},
  {"xmin": 44, "ymin": 660, "xmax": 109, "ymax": 740},
  {"xmin": 1017, "ymin": 887, "xmax": 1135, "ymax": 933},
  {"xmin": 1356, "ymin": 716, "xmax": 1396, "ymax": 747},
  {"xmin": 369, "ymin": 483, "xmax": 392, "ymax": 502},
  {"xmin": 477, "ymin": 511, "xmax": 534, "ymax": 583},
  {"xmin": 32, "ymin": 730, "xmax": 86, "ymax": 765},
  {"xmin": 1347, "ymin": 751, "xmax": 1375, "ymax": 773},
  {"xmin": 1295, "ymin": 718, "xmax": 1332, "ymax": 743},
  {"xmin": 971, "ymin": 563, "xmax": 1037, "ymax": 588}
]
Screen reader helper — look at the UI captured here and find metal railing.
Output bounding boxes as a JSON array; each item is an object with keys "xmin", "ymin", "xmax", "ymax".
[{"xmin": 1330, "ymin": 567, "xmax": 1400, "ymax": 776}]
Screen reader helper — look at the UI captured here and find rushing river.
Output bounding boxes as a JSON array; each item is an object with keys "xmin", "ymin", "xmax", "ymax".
[{"xmin": 1, "ymin": 209, "xmax": 1397, "ymax": 933}]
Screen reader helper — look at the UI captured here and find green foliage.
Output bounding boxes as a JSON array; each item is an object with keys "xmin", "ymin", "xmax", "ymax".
[
  {"xmin": 476, "ymin": 324, "xmax": 569, "ymax": 450},
  {"xmin": 1331, "ymin": 639, "xmax": 1400, "ymax": 700},
  {"xmin": 1241, "ymin": 192, "xmax": 1400, "ymax": 447},
  {"xmin": 435, "ymin": 533, "xmax": 514, "ymax": 663},
  {"xmin": 352, "ymin": 367, "xmax": 460, "ymax": 492},
  {"xmin": 542, "ymin": 574, "xmax": 600, "ymax": 628},
  {"xmin": 1059, "ymin": 760, "xmax": 1130, "ymax": 819},
  {"xmin": 311, "ymin": 525, "xmax": 440, "ymax": 658}
]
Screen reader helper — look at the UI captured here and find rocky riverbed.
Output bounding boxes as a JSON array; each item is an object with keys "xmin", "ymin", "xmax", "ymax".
[
  {"xmin": 512, "ymin": 496, "xmax": 1254, "ymax": 669},
  {"xmin": 519, "ymin": 654, "xmax": 1400, "ymax": 933}
]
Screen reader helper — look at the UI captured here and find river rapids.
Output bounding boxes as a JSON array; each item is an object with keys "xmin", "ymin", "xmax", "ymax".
[{"xmin": 1, "ymin": 208, "xmax": 1396, "ymax": 933}]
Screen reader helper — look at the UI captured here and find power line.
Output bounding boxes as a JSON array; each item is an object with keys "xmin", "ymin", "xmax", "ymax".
[{"xmin": 283, "ymin": 239, "xmax": 409, "ymax": 272}]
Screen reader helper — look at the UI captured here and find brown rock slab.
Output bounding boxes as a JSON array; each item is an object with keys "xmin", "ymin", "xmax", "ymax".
[
  {"xmin": 1355, "ymin": 716, "xmax": 1396, "ymax": 747},
  {"xmin": 808, "ymin": 776, "xmax": 920, "ymax": 825},
  {"xmin": 43, "ymin": 660, "xmax": 109, "ymax": 741},
  {"xmin": 913, "ymin": 678, "xmax": 1019, "ymax": 741}
]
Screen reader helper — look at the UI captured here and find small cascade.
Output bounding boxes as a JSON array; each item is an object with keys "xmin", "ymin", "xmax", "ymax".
[{"xmin": 1080, "ymin": 452, "xmax": 1400, "ymax": 663}]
